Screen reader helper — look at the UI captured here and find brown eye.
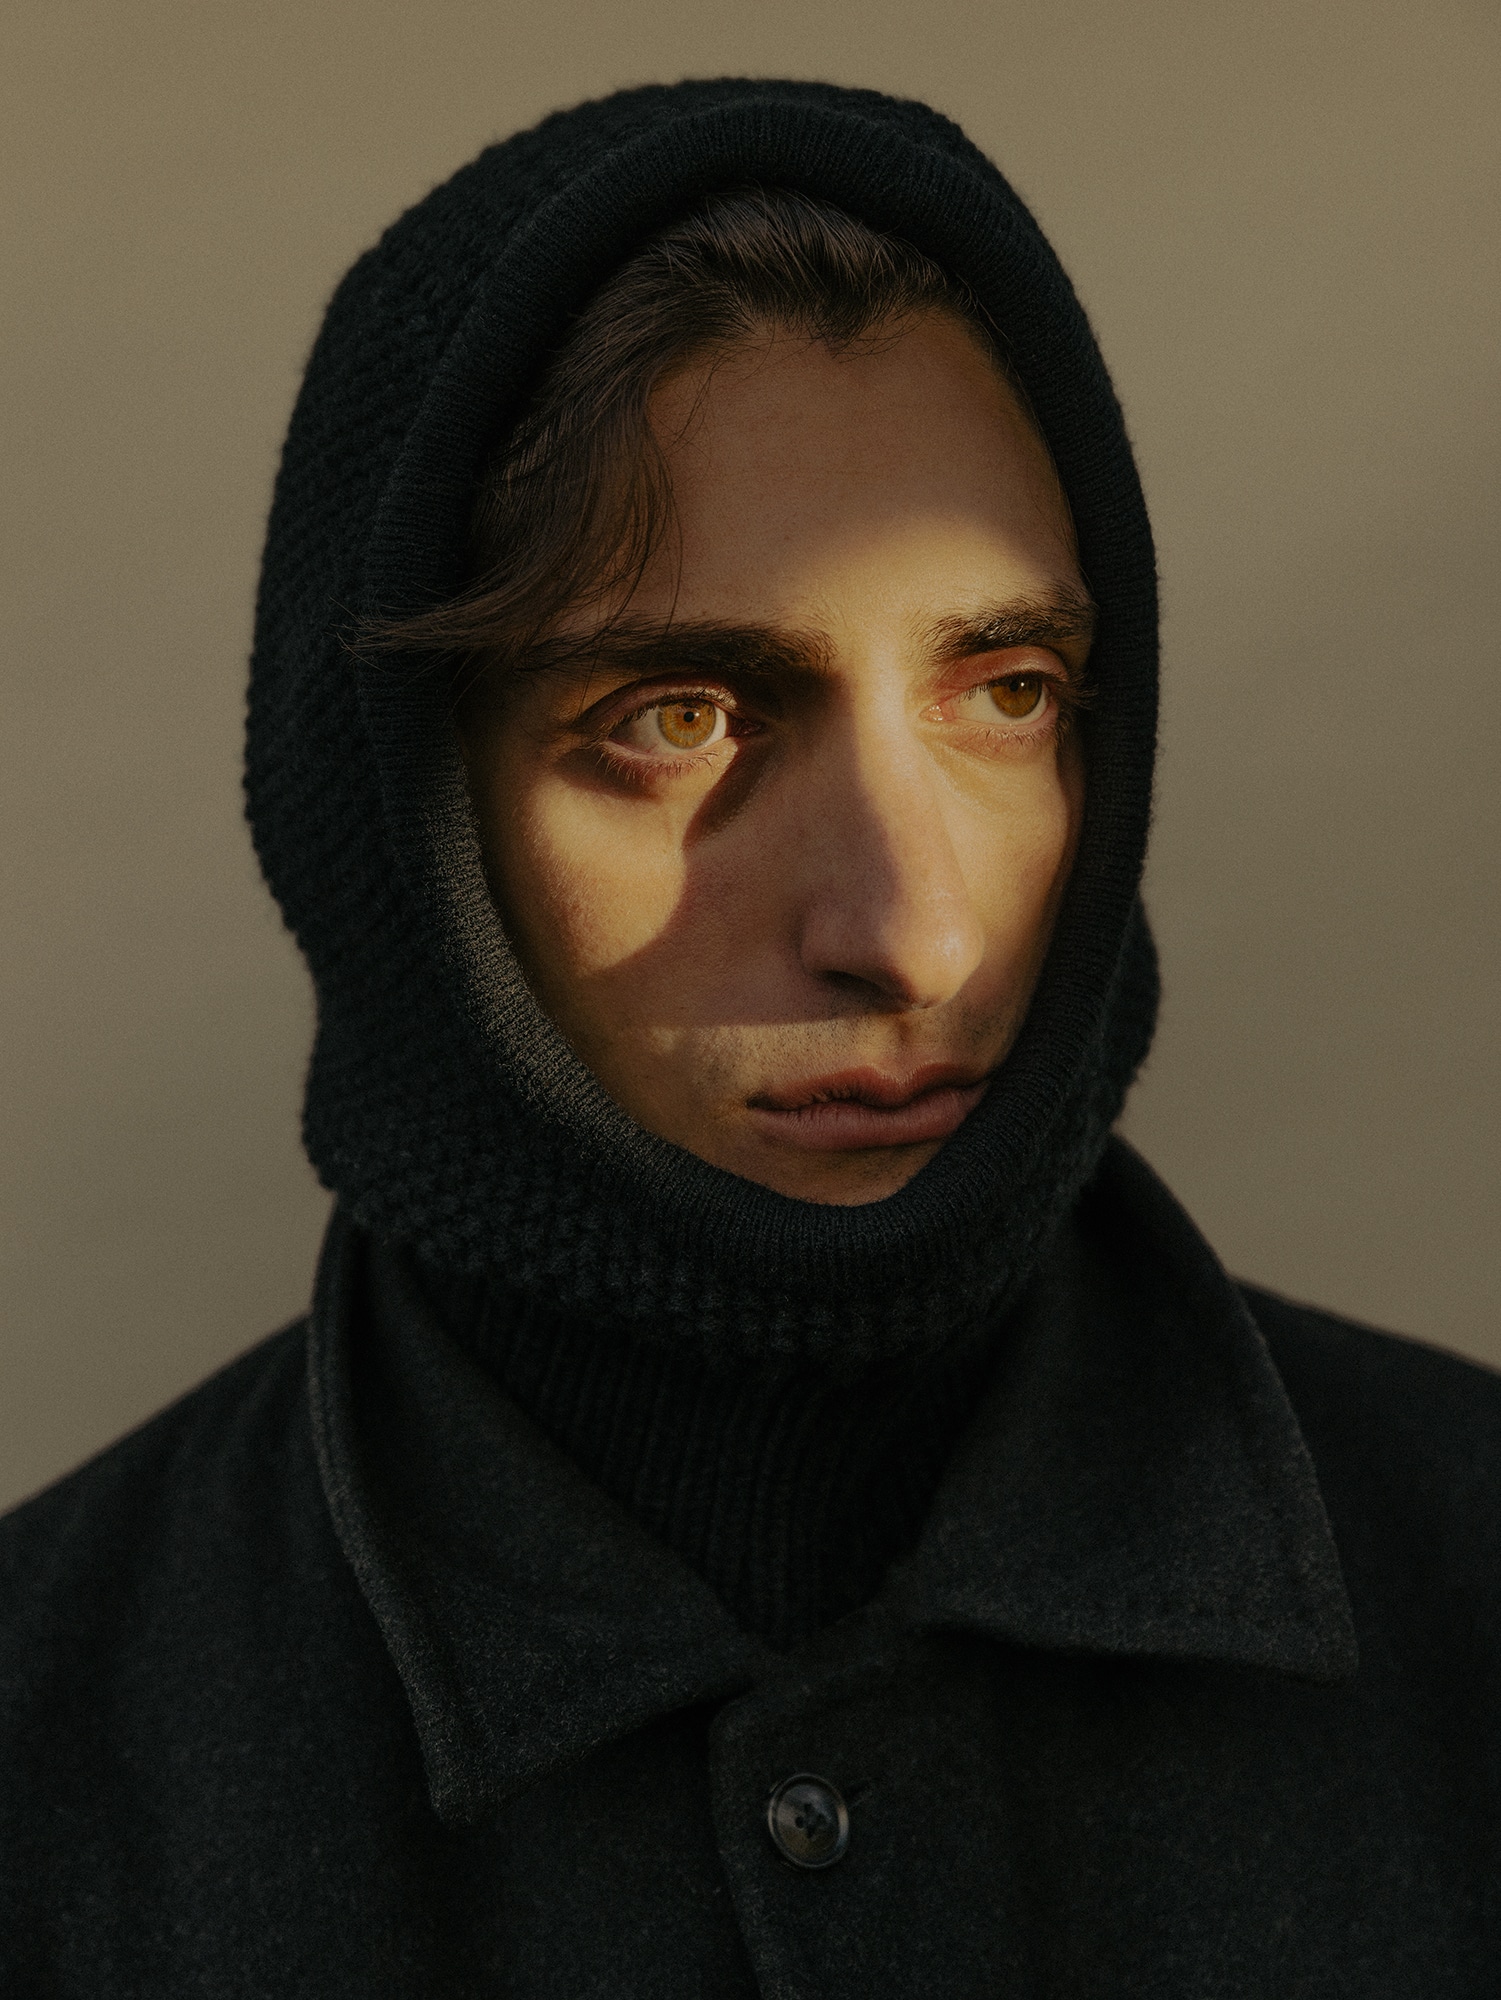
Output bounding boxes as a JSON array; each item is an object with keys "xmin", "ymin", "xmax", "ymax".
[
  {"xmin": 655, "ymin": 699, "xmax": 721, "ymax": 749},
  {"xmin": 616, "ymin": 697, "xmax": 731, "ymax": 757},
  {"xmin": 988, "ymin": 674, "xmax": 1047, "ymax": 721}
]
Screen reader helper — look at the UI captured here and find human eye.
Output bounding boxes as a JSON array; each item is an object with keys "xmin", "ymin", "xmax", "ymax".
[
  {"xmin": 951, "ymin": 671, "xmax": 1054, "ymax": 727},
  {"xmin": 609, "ymin": 694, "xmax": 731, "ymax": 759}
]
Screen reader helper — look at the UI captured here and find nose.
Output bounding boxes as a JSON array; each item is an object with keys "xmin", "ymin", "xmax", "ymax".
[{"xmin": 792, "ymin": 718, "xmax": 986, "ymax": 1009}]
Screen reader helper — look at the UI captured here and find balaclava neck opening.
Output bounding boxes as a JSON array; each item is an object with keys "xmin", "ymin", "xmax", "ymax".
[{"xmin": 248, "ymin": 80, "xmax": 1159, "ymax": 1372}]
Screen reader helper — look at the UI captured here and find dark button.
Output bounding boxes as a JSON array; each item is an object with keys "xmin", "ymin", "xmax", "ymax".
[{"xmin": 766, "ymin": 1773, "xmax": 850, "ymax": 1869}]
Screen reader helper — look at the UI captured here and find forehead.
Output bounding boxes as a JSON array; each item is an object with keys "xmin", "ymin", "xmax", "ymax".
[{"xmin": 640, "ymin": 312, "xmax": 1082, "ymax": 631}]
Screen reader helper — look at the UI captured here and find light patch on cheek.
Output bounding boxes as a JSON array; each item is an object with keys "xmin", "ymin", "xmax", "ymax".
[{"xmin": 522, "ymin": 793, "xmax": 689, "ymax": 984}]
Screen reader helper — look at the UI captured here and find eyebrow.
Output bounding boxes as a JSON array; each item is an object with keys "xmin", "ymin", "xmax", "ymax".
[
  {"xmin": 521, "ymin": 586, "xmax": 1097, "ymax": 698},
  {"xmin": 926, "ymin": 589, "xmax": 1097, "ymax": 670},
  {"xmin": 520, "ymin": 620, "xmax": 831, "ymax": 697}
]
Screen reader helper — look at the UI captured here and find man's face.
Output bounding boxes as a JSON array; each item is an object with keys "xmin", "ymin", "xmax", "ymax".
[{"xmin": 462, "ymin": 312, "xmax": 1091, "ymax": 1204}]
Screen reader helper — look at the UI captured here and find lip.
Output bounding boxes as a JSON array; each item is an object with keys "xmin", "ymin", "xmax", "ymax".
[{"xmin": 745, "ymin": 1064, "xmax": 991, "ymax": 1153}]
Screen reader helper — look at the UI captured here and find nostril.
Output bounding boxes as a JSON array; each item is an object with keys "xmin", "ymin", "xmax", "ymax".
[
  {"xmin": 801, "ymin": 898, "xmax": 986, "ymax": 1010},
  {"xmin": 818, "ymin": 967, "xmax": 905, "ymax": 1002}
]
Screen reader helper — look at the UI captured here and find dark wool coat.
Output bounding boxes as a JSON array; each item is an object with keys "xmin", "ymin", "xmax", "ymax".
[{"xmin": 4, "ymin": 1141, "xmax": 1500, "ymax": 1996}]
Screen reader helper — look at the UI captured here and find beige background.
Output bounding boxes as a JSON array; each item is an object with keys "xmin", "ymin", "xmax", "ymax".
[{"xmin": 3, "ymin": 0, "xmax": 1497, "ymax": 1514}]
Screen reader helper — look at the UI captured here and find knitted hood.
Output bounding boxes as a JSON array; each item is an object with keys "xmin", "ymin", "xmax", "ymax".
[{"xmin": 246, "ymin": 78, "xmax": 1159, "ymax": 1367}]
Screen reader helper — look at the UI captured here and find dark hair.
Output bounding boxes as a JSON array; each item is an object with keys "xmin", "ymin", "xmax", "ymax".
[{"xmin": 374, "ymin": 186, "xmax": 1019, "ymax": 673}]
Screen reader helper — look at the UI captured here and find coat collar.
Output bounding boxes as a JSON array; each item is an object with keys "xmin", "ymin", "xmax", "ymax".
[
  {"xmin": 307, "ymin": 1139, "xmax": 1356, "ymax": 1826},
  {"xmin": 307, "ymin": 1216, "xmax": 769, "ymax": 1825},
  {"xmin": 884, "ymin": 1141, "xmax": 1358, "ymax": 1680}
]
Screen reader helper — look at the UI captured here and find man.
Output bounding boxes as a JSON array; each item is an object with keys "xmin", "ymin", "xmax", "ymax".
[{"xmin": 3, "ymin": 78, "xmax": 1498, "ymax": 1996}]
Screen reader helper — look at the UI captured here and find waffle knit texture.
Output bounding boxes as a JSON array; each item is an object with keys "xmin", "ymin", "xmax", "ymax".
[{"xmin": 246, "ymin": 78, "xmax": 1160, "ymax": 1371}]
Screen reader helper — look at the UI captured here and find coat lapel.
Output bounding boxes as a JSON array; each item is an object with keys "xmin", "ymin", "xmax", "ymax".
[
  {"xmin": 887, "ymin": 1139, "xmax": 1358, "ymax": 1681},
  {"xmin": 308, "ymin": 1215, "xmax": 768, "ymax": 1824}
]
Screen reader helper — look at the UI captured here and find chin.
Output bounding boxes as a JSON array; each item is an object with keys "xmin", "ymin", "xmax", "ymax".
[{"xmin": 735, "ymin": 1141, "xmax": 941, "ymax": 1208}]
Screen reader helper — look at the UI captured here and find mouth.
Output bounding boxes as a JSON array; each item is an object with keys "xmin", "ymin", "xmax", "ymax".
[{"xmin": 745, "ymin": 1064, "xmax": 991, "ymax": 1153}]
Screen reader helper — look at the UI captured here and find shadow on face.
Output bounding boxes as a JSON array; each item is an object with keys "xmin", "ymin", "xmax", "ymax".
[{"xmin": 463, "ymin": 311, "xmax": 1091, "ymax": 1205}]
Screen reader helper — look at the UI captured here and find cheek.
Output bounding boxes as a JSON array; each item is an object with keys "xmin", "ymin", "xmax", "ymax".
[
  {"xmin": 964, "ymin": 754, "xmax": 1080, "ymax": 956},
  {"xmin": 487, "ymin": 775, "xmax": 690, "ymax": 985}
]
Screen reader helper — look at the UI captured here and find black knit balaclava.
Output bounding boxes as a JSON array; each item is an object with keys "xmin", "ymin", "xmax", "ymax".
[{"xmin": 247, "ymin": 79, "xmax": 1159, "ymax": 1373}]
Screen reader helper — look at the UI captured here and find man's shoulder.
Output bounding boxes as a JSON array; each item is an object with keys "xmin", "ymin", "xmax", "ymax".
[
  {"xmin": 0, "ymin": 1317, "xmax": 406, "ymax": 1975},
  {"xmin": 1244, "ymin": 1282, "xmax": 1501, "ymax": 1564},
  {"xmin": 1247, "ymin": 1281, "xmax": 1501, "ymax": 1450},
  {"xmin": 0, "ymin": 1322, "xmax": 323, "ymax": 1683}
]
